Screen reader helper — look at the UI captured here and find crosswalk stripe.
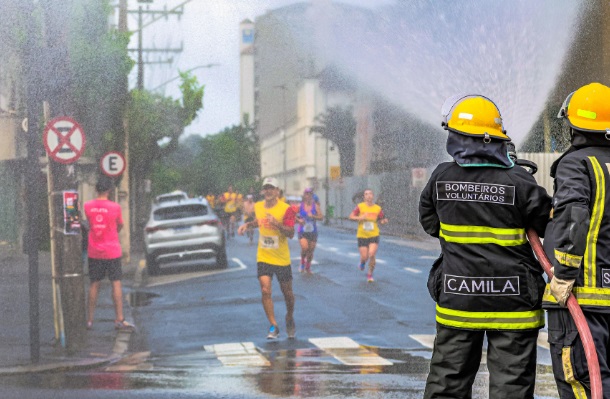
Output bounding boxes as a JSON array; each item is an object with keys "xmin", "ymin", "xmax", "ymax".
[
  {"xmin": 309, "ymin": 337, "xmax": 393, "ymax": 366},
  {"xmin": 410, "ymin": 333, "xmax": 551, "ymax": 351},
  {"xmin": 404, "ymin": 267, "xmax": 422, "ymax": 274},
  {"xmin": 376, "ymin": 259, "xmax": 386, "ymax": 264},
  {"xmin": 204, "ymin": 342, "xmax": 270, "ymax": 367},
  {"xmin": 291, "ymin": 257, "xmax": 319, "ymax": 265}
]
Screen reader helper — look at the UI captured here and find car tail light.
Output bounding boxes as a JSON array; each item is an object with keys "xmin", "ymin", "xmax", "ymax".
[
  {"xmin": 145, "ymin": 226, "xmax": 169, "ymax": 233},
  {"xmin": 197, "ymin": 220, "xmax": 218, "ymax": 227}
]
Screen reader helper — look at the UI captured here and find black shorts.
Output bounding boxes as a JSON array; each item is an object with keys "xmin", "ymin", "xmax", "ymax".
[
  {"xmin": 257, "ymin": 262, "xmax": 292, "ymax": 283},
  {"xmin": 298, "ymin": 232, "xmax": 318, "ymax": 242},
  {"xmin": 88, "ymin": 258, "xmax": 122, "ymax": 282},
  {"xmin": 357, "ymin": 236, "xmax": 380, "ymax": 248}
]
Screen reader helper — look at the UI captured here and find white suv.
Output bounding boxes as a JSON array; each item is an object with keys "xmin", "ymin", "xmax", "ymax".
[{"xmin": 143, "ymin": 197, "xmax": 227, "ymax": 275}]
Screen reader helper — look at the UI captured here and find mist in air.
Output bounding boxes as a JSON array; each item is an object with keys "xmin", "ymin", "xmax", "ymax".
[{"xmin": 290, "ymin": 0, "xmax": 582, "ymax": 145}]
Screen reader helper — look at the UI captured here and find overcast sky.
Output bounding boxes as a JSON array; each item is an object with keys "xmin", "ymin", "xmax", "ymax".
[{"xmin": 127, "ymin": 0, "xmax": 394, "ymax": 139}]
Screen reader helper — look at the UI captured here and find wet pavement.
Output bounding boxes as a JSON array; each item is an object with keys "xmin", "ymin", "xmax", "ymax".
[{"xmin": 0, "ymin": 225, "xmax": 562, "ymax": 398}]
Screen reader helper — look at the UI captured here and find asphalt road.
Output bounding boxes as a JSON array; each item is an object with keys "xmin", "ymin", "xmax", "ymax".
[{"xmin": 0, "ymin": 225, "xmax": 561, "ymax": 398}]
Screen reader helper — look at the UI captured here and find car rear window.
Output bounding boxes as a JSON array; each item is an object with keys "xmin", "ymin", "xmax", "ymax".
[
  {"xmin": 154, "ymin": 204, "xmax": 208, "ymax": 221},
  {"xmin": 157, "ymin": 195, "xmax": 187, "ymax": 204}
]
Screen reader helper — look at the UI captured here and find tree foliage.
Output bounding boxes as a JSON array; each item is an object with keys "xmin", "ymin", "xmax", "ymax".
[
  {"xmin": 310, "ymin": 106, "xmax": 356, "ymax": 177},
  {"xmin": 69, "ymin": 1, "xmax": 134, "ymax": 156},
  {"xmin": 151, "ymin": 123, "xmax": 260, "ymax": 197},
  {"xmin": 127, "ymin": 72, "xmax": 204, "ymax": 183}
]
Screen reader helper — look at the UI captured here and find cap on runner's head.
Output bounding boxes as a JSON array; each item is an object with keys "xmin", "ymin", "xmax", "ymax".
[
  {"xmin": 246, "ymin": 194, "xmax": 253, "ymax": 199},
  {"xmin": 303, "ymin": 187, "xmax": 314, "ymax": 194},
  {"xmin": 262, "ymin": 177, "xmax": 280, "ymax": 189}
]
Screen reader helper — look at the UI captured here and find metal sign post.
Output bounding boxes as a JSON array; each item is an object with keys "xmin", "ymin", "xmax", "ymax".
[{"xmin": 43, "ymin": 116, "xmax": 87, "ymax": 349}]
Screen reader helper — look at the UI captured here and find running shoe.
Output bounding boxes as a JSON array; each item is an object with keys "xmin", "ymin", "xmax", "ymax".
[
  {"xmin": 299, "ymin": 263, "xmax": 305, "ymax": 273},
  {"xmin": 115, "ymin": 319, "xmax": 136, "ymax": 331},
  {"xmin": 286, "ymin": 318, "xmax": 296, "ymax": 339},
  {"xmin": 305, "ymin": 263, "xmax": 312, "ymax": 274},
  {"xmin": 86, "ymin": 321, "xmax": 93, "ymax": 330},
  {"xmin": 267, "ymin": 325, "xmax": 280, "ymax": 339},
  {"xmin": 367, "ymin": 273, "xmax": 374, "ymax": 282},
  {"xmin": 359, "ymin": 262, "xmax": 366, "ymax": 271}
]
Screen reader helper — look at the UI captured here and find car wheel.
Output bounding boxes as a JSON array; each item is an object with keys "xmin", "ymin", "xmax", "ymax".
[
  {"xmin": 146, "ymin": 253, "xmax": 160, "ymax": 276},
  {"xmin": 217, "ymin": 246, "xmax": 228, "ymax": 269}
]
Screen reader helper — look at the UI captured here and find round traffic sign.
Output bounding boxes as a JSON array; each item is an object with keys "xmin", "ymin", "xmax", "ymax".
[
  {"xmin": 100, "ymin": 152, "xmax": 126, "ymax": 177},
  {"xmin": 43, "ymin": 117, "xmax": 86, "ymax": 164}
]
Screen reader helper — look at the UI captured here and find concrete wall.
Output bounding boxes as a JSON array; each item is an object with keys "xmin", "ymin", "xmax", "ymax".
[{"xmin": 328, "ymin": 152, "xmax": 561, "ymax": 237}]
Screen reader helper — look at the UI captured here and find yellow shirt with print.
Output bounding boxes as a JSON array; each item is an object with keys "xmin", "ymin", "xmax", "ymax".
[
  {"xmin": 255, "ymin": 200, "xmax": 291, "ymax": 266},
  {"xmin": 223, "ymin": 192, "xmax": 238, "ymax": 213},
  {"xmin": 205, "ymin": 195, "xmax": 215, "ymax": 209},
  {"xmin": 356, "ymin": 202, "xmax": 383, "ymax": 238}
]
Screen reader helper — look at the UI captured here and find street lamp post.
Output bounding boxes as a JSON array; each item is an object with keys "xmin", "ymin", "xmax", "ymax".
[
  {"xmin": 274, "ymin": 84, "xmax": 288, "ymax": 191},
  {"xmin": 325, "ymin": 139, "xmax": 330, "ymax": 225},
  {"xmin": 151, "ymin": 63, "xmax": 220, "ymax": 92}
]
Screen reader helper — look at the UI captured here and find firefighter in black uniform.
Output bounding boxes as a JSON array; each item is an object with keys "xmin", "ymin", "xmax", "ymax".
[
  {"xmin": 419, "ymin": 94, "xmax": 552, "ymax": 398},
  {"xmin": 543, "ymin": 82, "xmax": 610, "ymax": 398}
]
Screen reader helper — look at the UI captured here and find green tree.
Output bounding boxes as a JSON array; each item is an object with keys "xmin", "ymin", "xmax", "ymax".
[
  {"xmin": 193, "ymin": 123, "xmax": 260, "ymax": 195},
  {"xmin": 150, "ymin": 122, "xmax": 261, "ymax": 198},
  {"xmin": 127, "ymin": 72, "xmax": 204, "ymax": 187},
  {"xmin": 310, "ymin": 106, "xmax": 357, "ymax": 177}
]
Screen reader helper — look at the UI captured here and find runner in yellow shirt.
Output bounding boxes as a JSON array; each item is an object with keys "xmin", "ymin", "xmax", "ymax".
[
  {"xmin": 238, "ymin": 177, "xmax": 297, "ymax": 339},
  {"xmin": 220, "ymin": 185, "xmax": 239, "ymax": 238},
  {"xmin": 349, "ymin": 189, "xmax": 388, "ymax": 282}
]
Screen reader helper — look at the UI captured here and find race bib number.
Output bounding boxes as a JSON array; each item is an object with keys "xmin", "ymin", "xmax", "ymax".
[
  {"xmin": 260, "ymin": 235, "xmax": 279, "ymax": 249},
  {"xmin": 363, "ymin": 221, "xmax": 375, "ymax": 231},
  {"xmin": 304, "ymin": 223, "xmax": 314, "ymax": 233},
  {"xmin": 226, "ymin": 203, "xmax": 236, "ymax": 212}
]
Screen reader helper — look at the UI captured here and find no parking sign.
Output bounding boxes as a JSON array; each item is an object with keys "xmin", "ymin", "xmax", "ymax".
[{"xmin": 43, "ymin": 117, "xmax": 86, "ymax": 164}]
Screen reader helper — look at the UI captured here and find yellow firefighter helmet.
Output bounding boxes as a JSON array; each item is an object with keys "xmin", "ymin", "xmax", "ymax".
[
  {"xmin": 558, "ymin": 82, "xmax": 610, "ymax": 133},
  {"xmin": 442, "ymin": 95, "xmax": 509, "ymax": 141}
]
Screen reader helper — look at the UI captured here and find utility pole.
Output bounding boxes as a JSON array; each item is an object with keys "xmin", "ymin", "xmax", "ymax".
[
  {"xmin": 127, "ymin": 0, "xmax": 184, "ymax": 244},
  {"xmin": 43, "ymin": 0, "xmax": 86, "ymax": 349},
  {"xmin": 20, "ymin": 0, "xmax": 43, "ymax": 361},
  {"xmin": 118, "ymin": 0, "xmax": 131, "ymax": 262},
  {"xmin": 128, "ymin": 2, "xmax": 185, "ymax": 91}
]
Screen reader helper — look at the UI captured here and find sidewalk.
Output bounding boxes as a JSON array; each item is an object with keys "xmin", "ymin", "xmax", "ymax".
[{"xmin": 0, "ymin": 245, "xmax": 137, "ymax": 374}]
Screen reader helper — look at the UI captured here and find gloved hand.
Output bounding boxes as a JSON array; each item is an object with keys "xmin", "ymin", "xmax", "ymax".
[{"xmin": 550, "ymin": 276, "xmax": 575, "ymax": 307}]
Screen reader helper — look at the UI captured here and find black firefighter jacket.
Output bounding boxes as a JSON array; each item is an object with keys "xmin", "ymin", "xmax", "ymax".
[
  {"xmin": 543, "ymin": 144, "xmax": 610, "ymax": 313},
  {"xmin": 420, "ymin": 162, "xmax": 552, "ymax": 331}
]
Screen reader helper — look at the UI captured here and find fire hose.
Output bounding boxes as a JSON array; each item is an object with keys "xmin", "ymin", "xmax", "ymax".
[{"xmin": 527, "ymin": 229, "xmax": 602, "ymax": 399}]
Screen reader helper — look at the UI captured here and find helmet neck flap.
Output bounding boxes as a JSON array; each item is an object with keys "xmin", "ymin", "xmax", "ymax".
[{"xmin": 446, "ymin": 132, "xmax": 514, "ymax": 168}]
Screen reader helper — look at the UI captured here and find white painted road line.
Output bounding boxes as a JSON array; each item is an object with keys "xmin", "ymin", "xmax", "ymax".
[
  {"xmin": 537, "ymin": 331, "xmax": 549, "ymax": 350},
  {"xmin": 404, "ymin": 267, "xmax": 422, "ymax": 274},
  {"xmin": 291, "ymin": 257, "xmax": 319, "ymax": 265},
  {"xmin": 409, "ymin": 334, "xmax": 435, "ymax": 349},
  {"xmin": 419, "ymin": 256, "xmax": 438, "ymax": 260},
  {"xmin": 376, "ymin": 259, "xmax": 386, "ymax": 264},
  {"xmin": 410, "ymin": 333, "xmax": 551, "ymax": 351},
  {"xmin": 204, "ymin": 342, "xmax": 270, "ymax": 367},
  {"xmin": 309, "ymin": 337, "xmax": 393, "ymax": 366}
]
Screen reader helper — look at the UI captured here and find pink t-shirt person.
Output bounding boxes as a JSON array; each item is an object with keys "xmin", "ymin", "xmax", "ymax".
[{"xmin": 84, "ymin": 199, "xmax": 123, "ymax": 259}]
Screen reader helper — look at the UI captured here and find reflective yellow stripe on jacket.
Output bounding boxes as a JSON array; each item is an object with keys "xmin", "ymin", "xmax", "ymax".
[
  {"xmin": 439, "ymin": 223, "xmax": 527, "ymax": 246},
  {"xmin": 436, "ymin": 305, "xmax": 545, "ymax": 330},
  {"xmin": 584, "ymin": 156, "xmax": 605, "ymax": 287},
  {"xmin": 543, "ymin": 285, "xmax": 610, "ymax": 307}
]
